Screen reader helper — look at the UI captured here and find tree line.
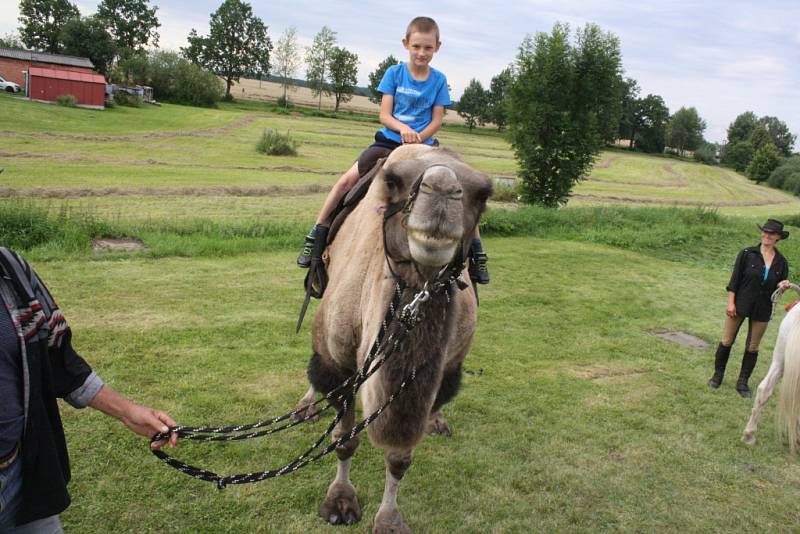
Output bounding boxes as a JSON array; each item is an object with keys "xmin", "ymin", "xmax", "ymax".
[{"xmin": 8, "ymin": 0, "xmax": 797, "ymax": 205}]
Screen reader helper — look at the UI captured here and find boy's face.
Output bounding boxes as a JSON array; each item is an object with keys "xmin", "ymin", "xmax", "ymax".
[{"xmin": 402, "ymin": 30, "xmax": 441, "ymax": 68}]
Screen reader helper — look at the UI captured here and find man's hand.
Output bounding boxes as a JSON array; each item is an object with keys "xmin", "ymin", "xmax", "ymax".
[
  {"xmin": 120, "ymin": 404, "xmax": 178, "ymax": 450},
  {"xmin": 89, "ymin": 385, "xmax": 178, "ymax": 450}
]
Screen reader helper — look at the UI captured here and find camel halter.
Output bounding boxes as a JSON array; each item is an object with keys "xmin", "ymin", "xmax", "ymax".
[{"xmin": 382, "ymin": 164, "xmax": 471, "ymax": 292}]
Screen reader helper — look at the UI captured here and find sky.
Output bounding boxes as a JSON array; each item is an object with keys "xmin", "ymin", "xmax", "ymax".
[{"xmin": 1, "ymin": 0, "xmax": 798, "ymax": 145}]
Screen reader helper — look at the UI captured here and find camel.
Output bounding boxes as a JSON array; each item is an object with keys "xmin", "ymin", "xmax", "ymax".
[
  {"xmin": 742, "ymin": 300, "xmax": 800, "ymax": 451},
  {"xmin": 303, "ymin": 144, "xmax": 492, "ymax": 532}
]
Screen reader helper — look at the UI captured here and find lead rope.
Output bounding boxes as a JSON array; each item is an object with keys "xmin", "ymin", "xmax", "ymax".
[
  {"xmin": 770, "ymin": 283, "xmax": 800, "ymax": 320},
  {"xmin": 150, "ymin": 279, "xmax": 459, "ymax": 489}
]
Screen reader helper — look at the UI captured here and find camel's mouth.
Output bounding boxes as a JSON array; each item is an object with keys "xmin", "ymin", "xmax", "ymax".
[{"xmin": 407, "ymin": 229, "xmax": 459, "ymax": 267}]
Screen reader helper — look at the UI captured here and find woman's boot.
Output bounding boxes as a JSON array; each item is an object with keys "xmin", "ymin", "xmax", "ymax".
[
  {"xmin": 707, "ymin": 343, "xmax": 732, "ymax": 388},
  {"xmin": 736, "ymin": 350, "xmax": 759, "ymax": 398}
]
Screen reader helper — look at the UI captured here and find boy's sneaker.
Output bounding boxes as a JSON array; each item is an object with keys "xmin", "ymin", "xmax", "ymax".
[
  {"xmin": 469, "ymin": 252, "xmax": 490, "ymax": 285},
  {"xmin": 297, "ymin": 227, "xmax": 317, "ymax": 268}
]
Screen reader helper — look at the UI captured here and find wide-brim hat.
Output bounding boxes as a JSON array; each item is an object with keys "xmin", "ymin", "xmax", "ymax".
[{"xmin": 757, "ymin": 218, "xmax": 789, "ymax": 239}]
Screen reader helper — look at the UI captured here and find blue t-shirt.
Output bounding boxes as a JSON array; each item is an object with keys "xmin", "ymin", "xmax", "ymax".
[{"xmin": 377, "ymin": 63, "xmax": 451, "ymax": 145}]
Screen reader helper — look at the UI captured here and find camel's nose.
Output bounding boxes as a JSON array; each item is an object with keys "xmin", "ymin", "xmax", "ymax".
[{"xmin": 420, "ymin": 166, "xmax": 462, "ymax": 200}]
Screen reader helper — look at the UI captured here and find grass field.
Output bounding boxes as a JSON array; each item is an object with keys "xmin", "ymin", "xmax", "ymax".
[{"xmin": 2, "ymin": 93, "xmax": 800, "ymax": 532}]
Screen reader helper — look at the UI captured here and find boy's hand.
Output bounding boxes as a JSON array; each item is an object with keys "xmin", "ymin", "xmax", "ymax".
[{"xmin": 399, "ymin": 127, "xmax": 421, "ymax": 144}]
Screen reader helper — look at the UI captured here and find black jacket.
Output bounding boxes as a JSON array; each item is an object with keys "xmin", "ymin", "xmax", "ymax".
[
  {"xmin": 0, "ymin": 248, "xmax": 99, "ymax": 526},
  {"xmin": 726, "ymin": 245, "xmax": 789, "ymax": 321}
]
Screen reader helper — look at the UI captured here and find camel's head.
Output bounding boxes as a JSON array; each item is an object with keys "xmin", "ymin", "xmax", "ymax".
[{"xmin": 380, "ymin": 144, "xmax": 493, "ymax": 277}]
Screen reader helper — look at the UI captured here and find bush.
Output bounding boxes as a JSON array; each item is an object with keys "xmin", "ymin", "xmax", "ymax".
[
  {"xmin": 256, "ymin": 129, "xmax": 299, "ymax": 156},
  {"xmin": 56, "ymin": 94, "xmax": 77, "ymax": 107},
  {"xmin": 276, "ymin": 95, "xmax": 292, "ymax": 108},
  {"xmin": 113, "ymin": 92, "xmax": 143, "ymax": 107},
  {"xmin": 693, "ymin": 142, "xmax": 719, "ymax": 165},
  {"xmin": 768, "ymin": 156, "xmax": 800, "ymax": 193},
  {"xmin": 491, "ymin": 182, "xmax": 519, "ymax": 203}
]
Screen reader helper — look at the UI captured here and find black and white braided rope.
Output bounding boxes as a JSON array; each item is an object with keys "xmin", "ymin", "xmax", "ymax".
[{"xmin": 150, "ymin": 279, "xmax": 448, "ymax": 488}]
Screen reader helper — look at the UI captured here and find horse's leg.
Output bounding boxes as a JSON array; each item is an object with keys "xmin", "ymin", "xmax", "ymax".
[
  {"xmin": 318, "ymin": 400, "xmax": 362, "ymax": 525},
  {"xmin": 291, "ymin": 385, "xmax": 319, "ymax": 423},
  {"xmin": 373, "ymin": 448, "xmax": 413, "ymax": 534},
  {"xmin": 742, "ymin": 357, "xmax": 783, "ymax": 445}
]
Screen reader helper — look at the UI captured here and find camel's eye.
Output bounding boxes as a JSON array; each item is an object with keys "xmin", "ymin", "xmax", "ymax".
[{"xmin": 383, "ymin": 171, "xmax": 402, "ymax": 193}]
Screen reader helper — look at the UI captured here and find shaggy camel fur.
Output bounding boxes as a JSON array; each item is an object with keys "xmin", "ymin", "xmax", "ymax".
[{"xmin": 304, "ymin": 144, "xmax": 491, "ymax": 532}]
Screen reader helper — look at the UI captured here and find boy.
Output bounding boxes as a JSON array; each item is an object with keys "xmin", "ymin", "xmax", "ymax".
[{"xmin": 297, "ymin": 16, "xmax": 489, "ymax": 284}]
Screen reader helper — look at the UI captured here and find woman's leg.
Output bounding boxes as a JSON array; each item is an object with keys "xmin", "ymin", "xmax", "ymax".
[
  {"xmin": 736, "ymin": 319, "xmax": 769, "ymax": 397},
  {"xmin": 709, "ymin": 314, "xmax": 745, "ymax": 388}
]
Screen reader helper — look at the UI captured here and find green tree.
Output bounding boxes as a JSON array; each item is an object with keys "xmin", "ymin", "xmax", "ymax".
[
  {"xmin": 746, "ymin": 143, "xmax": 780, "ymax": 182},
  {"xmin": 129, "ymin": 50, "xmax": 222, "ymax": 106},
  {"xmin": 633, "ymin": 94, "xmax": 669, "ymax": 153},
  {"xmin": 59, "ymin": 16, "xmax": 116, "ymax": 76},
  {"xmin": 693, "ymin": 141, "xmax": 719, "ymax": 165},
  {"xmin": 305, "ymin": 26, "xmax": 337, "ymax": 111},
  {"xmin": 96, "ymin": 0, "xmax": 159, "ymax": 51},
  {"xmin": 367, "ymin": 55, "xmax": 398, "ymax": 104},
  {"xmin": 273, "ymin": 26, "xmax": 301, "ymax": 107},
  {"xmin": 666, "ymin": 106, "xmax": 706, "ymax": 155},
  {"xmin": 506, "ymin": 22, "xmax": 622, "ymax": 206},
  {"xmin": 184, "ymin": 0, "xmax": 272, "ymax": 99},
  {"xmin": 482, "ymin": 67, "xmax": 513, "ymax": 130},
  {"xmin": 0, "ymin": 32, "xmax": 25, "ymax": 48},
  {"xmin": 758, "ymin": 116, "xmax": 796, "ymax": 157},
  {"xmin": 722, "ymin": 140, "xmax": 755, "ymax": 173},
  {"xmin": 18, "ymin": 0, "xmax": 80, "ymax": 53},
  {"xmin": 617, "ymin": 77, "xmax": 640, "ymax": 147},
  {"xmin": 456, "ymin": 78, "xmax": 487, "ymax": 132},
  {"xmin": 727, "ymin": 111, "xmax": 758, "ymax": 145},
  {"xmin": 328, "ymin": 46, "xmax": 358, "ymax": 112},
  {"xmin": 748, "ymin": 125, "xmax": 772, "ymax": 151}
]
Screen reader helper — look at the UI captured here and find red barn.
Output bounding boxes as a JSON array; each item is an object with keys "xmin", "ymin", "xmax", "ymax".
[
  {"xmin": 28, "ymin": 67, "xmax": 106, "ymax": 109},
  {"xmin": 0, "ymin": 47, "xmax": 95, "ymax": 87}
]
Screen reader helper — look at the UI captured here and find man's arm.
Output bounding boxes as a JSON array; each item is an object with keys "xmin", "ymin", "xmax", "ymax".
[{"xmin": 89, "ymin": 385, "xmax": 178, "ymax": 449}]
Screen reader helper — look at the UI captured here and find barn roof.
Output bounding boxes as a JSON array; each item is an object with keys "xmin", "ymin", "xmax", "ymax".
[
  {"xmin": 29, "ymin": 67, "xmax": 106, "ymax": 84},
  {"xmin": 0, "ymin": 47, "xmax": 95, "ymax": 69}
]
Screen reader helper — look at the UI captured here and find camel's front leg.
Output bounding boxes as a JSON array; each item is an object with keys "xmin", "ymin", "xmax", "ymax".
[
  {"xmin": 373, "ymin": 449, "xmax": 414, "ymax": 534},
  {"xmin": 291, "ymin": 385, "xmax": 319, "ymax": 423},
  {"xmin": 742, "ymin": 360, "xmax": 783, "ymax": 445},
  {"xmin": 319, "ymin": 402, "xmax": 362, "ymax": 525}
]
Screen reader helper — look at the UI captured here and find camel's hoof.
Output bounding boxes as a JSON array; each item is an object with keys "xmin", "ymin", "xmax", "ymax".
[
  {"xmin": 319, "ymin": 481, "xmax": 361, "ymax": 525},
  {"xmin": 742, "ymin": 431, "xmax": 756, "ymax": 446},
  {"xmin": 373, "ymin": 507, "xmax": 411, "ymax": 534},
  {"xmin": 425, "ymin": 410, "xmax": 451, "ymax": 436},
  {"xmin": 291, "ymin": 397, "xmax": 319, "ymax": 423}
]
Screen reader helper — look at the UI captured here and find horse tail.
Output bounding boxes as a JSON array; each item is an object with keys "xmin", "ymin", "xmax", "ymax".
[{"xmin": 778, "ymin": 310, "xmax": 800, "ymax": 454}]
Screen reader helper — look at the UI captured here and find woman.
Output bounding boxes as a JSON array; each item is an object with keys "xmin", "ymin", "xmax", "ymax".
[{"xmin": 708, "ymin": 219, "xmax": 791, "ymax": 397}]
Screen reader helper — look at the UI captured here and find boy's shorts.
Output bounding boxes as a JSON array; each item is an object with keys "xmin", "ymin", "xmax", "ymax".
[{"xmin": 356, "ymin": 132, "xmax": 440, "ymax": 176}]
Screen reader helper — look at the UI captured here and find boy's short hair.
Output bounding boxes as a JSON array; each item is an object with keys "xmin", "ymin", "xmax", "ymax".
[{"xmin": 406, "ymin": 17, "xmax": 440, "ymax": 41}]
